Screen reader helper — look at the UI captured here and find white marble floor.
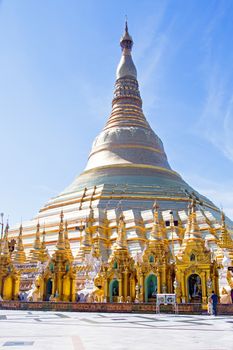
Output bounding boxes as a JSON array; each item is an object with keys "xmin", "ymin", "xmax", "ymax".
[{"xmin": 0, "ymin": 310, "xmax": 232, "ymax": 350}]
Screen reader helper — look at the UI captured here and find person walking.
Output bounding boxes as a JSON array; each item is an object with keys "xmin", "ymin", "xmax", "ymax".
[
  {"xmin": 210, "ymin": 291, "xmax": 218, "ymax": 316},
  {"xmin": 208, "ymin": 294, "xmax": 213, "ymax": 315}
]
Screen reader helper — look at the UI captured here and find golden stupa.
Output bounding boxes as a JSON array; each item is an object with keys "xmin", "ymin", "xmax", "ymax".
[{"xmin": 1, "ymin": 23, "xmax": 233, "ymax": 304}]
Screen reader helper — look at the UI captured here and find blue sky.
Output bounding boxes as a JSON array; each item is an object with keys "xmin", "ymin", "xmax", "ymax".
[{"xmin": 0, "ymin": 0, "xmax": 233, "ymax": 225}]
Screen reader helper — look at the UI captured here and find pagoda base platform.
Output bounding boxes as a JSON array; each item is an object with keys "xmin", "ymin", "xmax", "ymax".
[{"xmin": 1, "ymin": 301, "xmax": 232, "ymax": 315}]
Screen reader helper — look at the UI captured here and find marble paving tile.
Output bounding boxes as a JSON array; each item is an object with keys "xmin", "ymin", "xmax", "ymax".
[{"xmin": 0, "ymin": 310, "xmax": 232, "ymax": 350}]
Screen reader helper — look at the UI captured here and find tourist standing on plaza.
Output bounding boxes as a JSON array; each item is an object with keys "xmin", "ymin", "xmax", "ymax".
[
  {"xmin": 208, "ymin": 295, "xmax": 213, "ymax": 315},
  {"xmin": 210, "ymin": 291, "xmax": 218, "ymax": 316}
]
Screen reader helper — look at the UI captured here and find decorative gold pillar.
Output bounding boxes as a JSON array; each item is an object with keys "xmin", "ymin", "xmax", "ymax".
[
  {"xmin": 213, "ymin": 271, "xmax": 217, "ymax": 293},
  {"xmin": 185, "ymin": 274, "xmax": 189, "ymax": 302},
  {"xmin": 0, "ymin": 276, "xmax": 3, "ymax": 297},
  {"xmin": 51, "ymin": 278, "xmax": 55, "ymax": 296},
  {"xmin": 71, "ymin": 278, "xmax": 76, "ymax": 302},
  {"xmin": 175, "ymin": 271, "xmax": 181, "ymax": 304},
  {"xmin": 130, "ymin": 277, "xmax": 135, "ymax": 300},
  {"xmin": 201, "ymin": 271, "xmax": 207, "ymax": 304},
  {"xmin": 206, "ymin": 270, "xmax": 212, "ymax": 298},
  {"xmin": 215, "ymin": 271, "xmax": 219, "ymax": 296},
  {"xmin": 180, "ymin": 271, "xmax": 186, "ymax": 303},
  {"xmin": 58, "ymin": 274, "xmax": 63, "ymax": 299},
  {"xmin": 124, "ymin": 272, "xmax": 128, "ymax": 298},
  {"xmin": 119, "ymin": 278, "xmax": 123, "ymax": 298},
  {"xmin": 167, "ymin": 273, "xmax": 171, "ymax": 293},
  {"xmin": 39, "ymin": 278, "xmax": 44, "ymax": 302},
  {"xmin": 104, "ymin": 280, "xmax": 108, "ymax": 300},
  {"xmin": 162, "ymin": 263, "xmax": 166, "ymax": 292},
  {"xmin": 62, "ymin": 275, "xmax": 71, "ymax": 301},
  {"xmin": 2, "ymin": 276, "xmax": 12, "ymax": 300},
  {"xmin": 139, "ymin": 274, "xmax": 144, "ymax": 302},
  {"xmin": 13, "ymin": 276, "xmax": 20, "ymax": 300},
  {"xmin": 157, "ymin": 271, "xmax": 161, "ymax": 293}
]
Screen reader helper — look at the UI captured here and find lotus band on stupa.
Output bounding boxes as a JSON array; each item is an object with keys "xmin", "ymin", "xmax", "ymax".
[{"xmin": 1, "ymin": 22, "xmax": 233, "ymax": 305}]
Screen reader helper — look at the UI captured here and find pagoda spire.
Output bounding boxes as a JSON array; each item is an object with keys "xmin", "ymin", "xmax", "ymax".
[
  {"xmin": 64, "ymin": 220, "xmax": 74, "ymax": 261},
  {"xmin": 40, "ymin": 224, "xmax": 50, "ymax": 262},
  {"xmin": 218, "ymin": 211, "xmax": 233, "ymax": 248},
  {"xmin": 34, "ymin": 221, "xmax": 41, "ymax": 250},
  {"xmin": 102, "ymin": 21, "xmax": 150, "ymax": 133},
  {"xmin": 80, "ymin": 221, "xmax": 92, "ymax": 249},
  {"xmin": 2, "ymin": 221, "xmax": 10, "ymax": 258},
  {"xmin": 13, "ymin": 224, "xmax": 26, "ymax": 264},
  {"xmin": 93, "ymin": 232, "xmax": 101, "ymax": 258},
  {"xmin": 178, "ymin": 200, "xmax": 202, "ymax": 254},
  {"xmin": 42, "ymin": 225, "xmax": 46, "ymax": 245},
  {"xmin": 189, "ymin": 199, "xmax": 201, "ymax": 239},
  {"xmin": 86, "ymin": 206, "xmax": 95, "ymax": 234},
  {"xmin": 29, "ymin": 221, "xmax": 43, "ymax": 262},
  {"xmin": 75, "ymin": 220, "xmax": 92, "ymax": 262},
  {"xmin": 115, "ymin": 212, "xmax": 127, "ymax": 250},
  {"xmin": 183, "ymin": 203, "xmax": 192, "ymax": 241},
  {"xmin": 177, "ymin": 199, "xmax": 210, "ymax": 265},
  {"xmin": 52, "ymin": 210, "xmax": 70, "ymax": 266},
  {"xmin": 150, "ymin": 201, "xmax": 162, "ymax": 241},
  {"xmin": 179, "ymin": 203, "xmax": 192, "ymax": 254},
  {"xmin": 82, "ymin": 21, "xmax": 172, "ymax": 179},
  {"xmin": 56, "ymin": 210, "xmax": 65, "ymax": 250}
]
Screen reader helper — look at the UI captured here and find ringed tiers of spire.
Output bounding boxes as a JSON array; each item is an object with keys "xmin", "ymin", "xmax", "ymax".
[{"xmin": 80, "ymin": 22, "xmax": 172, "ymax": 178}]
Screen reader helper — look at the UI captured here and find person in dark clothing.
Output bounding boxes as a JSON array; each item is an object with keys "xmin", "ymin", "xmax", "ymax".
[{"xmin": 211, "ymin": 291, "xmax": 218, "ymax": 316}]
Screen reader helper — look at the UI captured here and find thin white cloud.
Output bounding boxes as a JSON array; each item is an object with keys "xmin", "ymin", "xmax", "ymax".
[
  {"xmin": 184, "ymin": 173, "xmax": 233, "ymax": 220},
  {"xmin": 197, "ymin": 63, "xmax": 233, "ymax": 162},
  {"xmin": 202, "ymin": 2, "xmax": 226, "ymax": 59},
  {"xmin": 134, "ymin": 7, "xmax": 197, "ymax": 112},
  {"xmin": 197, "ymin": 4, "xmax": 233, "ymax": 162},
  {"xmin": 134, "ymin": 3, "xmax": 168, "ymax": 61},
  {"xmin": 133, "ymin": 9, "xmax": 177, "ymax": 111}
]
